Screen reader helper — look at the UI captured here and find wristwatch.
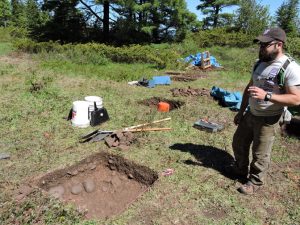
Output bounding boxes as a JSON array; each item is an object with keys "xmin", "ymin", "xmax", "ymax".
[{"xmin": 264, "ymin": 92, "xmax": 272, "ymax": 101}]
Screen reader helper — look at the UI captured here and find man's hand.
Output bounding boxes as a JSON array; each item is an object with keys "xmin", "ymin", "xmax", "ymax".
[
  {"xmin": 234, "ymin": 112, "xmax": 244, "ymax": 125},
  {"xmin": 248, "ymin": 86, "xmax": 267, "ymax": 100}
]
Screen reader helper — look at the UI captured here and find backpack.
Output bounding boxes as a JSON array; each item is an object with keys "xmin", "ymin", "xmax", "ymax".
[
  {"xmin": 253, "ymin": 56, "xmax": 300, "ymax": 116},
  {"xmin": 253, "ymin": 56, "xmax": 294, "ymax": 92}
]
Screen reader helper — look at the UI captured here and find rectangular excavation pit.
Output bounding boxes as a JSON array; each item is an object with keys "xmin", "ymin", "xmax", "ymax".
[{"xmin": 37, "ymin": 152, "xmax": 158, "ymax": 220}]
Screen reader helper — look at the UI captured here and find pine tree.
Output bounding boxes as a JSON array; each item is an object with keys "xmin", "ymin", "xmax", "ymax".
[
  {"xmin": 276, "ymin": 0, "xmax": 299, "ymax": 36},
  {"xmin": 196, "ymin": 0, "xmax": 239, "ymax": 29},
  {"xmin": 0, "ymin": 0, "xmax": 11, "ymax": 27},
  {"xmin": 11, "ymin": 0, "xmax": 26, "ymax": 27},
  {"xmin": 234, "ymin": 0, "xmax": 271, "ymax": 36}
]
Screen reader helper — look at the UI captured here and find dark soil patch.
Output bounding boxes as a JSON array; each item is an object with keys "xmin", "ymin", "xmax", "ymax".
[
  {"xmin": 171, "ymin": 86, "xmax": 211, "ymax": 97},
  {"xmin": 165, "ymin": 70, "xmax": 208, "ymax": 82},
  {"xmin": 138, "ymin": 97, "xmax": 184, "ymax": 110},
  {"xmin": 282, "ymin": 117, "xmax": 300, "ymax": 139},
  {"xmin": 36, "ymin": 152, "xmax": 158, "ymax": 219}
]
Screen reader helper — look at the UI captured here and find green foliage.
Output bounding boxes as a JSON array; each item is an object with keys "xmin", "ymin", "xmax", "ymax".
[
  {"xmin": 0, "ymin": 0, "xmax": 11, "ymax": 27},
  {"xmin": 13, "ymin": 40, "xmax": 182, "ymax": 69},
  {"xmin": 286, "ymin": 36, "xmax": 300, "ymax": 59},
  {"xmin": 111, "ymin": 0, "xmax": 197, "ymax": 43},
  {"xmin": 11, "ymin": 0, "xmax": 27, "ymax": 27},
  {"xmin": 190, "ymin": 28, "xmax": 253, "ymax": 48},
  {"xmin": 276, "ymin": 0, "xmax": 300, "ymax": 36},
  {"xmin": 0, "ymin": 26, "xmax": 11, "ymax": 42},
  {"xmin": 39, "ymin": 0, "xmax": 86, "ymax": 43},
  {"xmin": 196, "ymin": 0, "xmax": 239, "ymax": 29},
  {"xmin": 0, "ymin": 191, "xmax": 83, "ymax": 225},
  {"xmin": 234, "ymin": 0, "xmax": 271, "ymax": 36}
]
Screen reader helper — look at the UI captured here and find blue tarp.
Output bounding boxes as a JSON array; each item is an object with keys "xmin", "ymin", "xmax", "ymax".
[
  {"xmin": 147, "ymin": 76, "xmax": 171, "ymax": 88},
  {"xmin": 184, "ymin": 52, "xmax": 221, "ymax": 67},
  {"xmin": 210, "ymin": 86, "xmax": 242, "ymax": 111}
]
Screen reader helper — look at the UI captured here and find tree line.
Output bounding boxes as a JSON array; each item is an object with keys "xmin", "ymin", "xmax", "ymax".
[{"xmin": 0, "ymin": 0, "xmax": 299, "ymax": 45}]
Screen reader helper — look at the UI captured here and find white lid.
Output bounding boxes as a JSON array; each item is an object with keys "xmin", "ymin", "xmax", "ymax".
[{"xmin": 84, "ymin": 96, "xmax": 102, "ymax": 102}]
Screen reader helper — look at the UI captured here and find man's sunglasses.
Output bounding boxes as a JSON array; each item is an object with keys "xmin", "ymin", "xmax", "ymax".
[{"xmin": 259, "ymin": 42, "xmax": 279, "ymax": 48}]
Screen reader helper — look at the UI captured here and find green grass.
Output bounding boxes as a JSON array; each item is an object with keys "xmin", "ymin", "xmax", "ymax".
[
  {"xmin": 0, "ymin": 43, "xmax": 299, "ymax": 225},
  {"xmin": 0, "ymin": 42, "xmax": 14, "ymax": 56}
]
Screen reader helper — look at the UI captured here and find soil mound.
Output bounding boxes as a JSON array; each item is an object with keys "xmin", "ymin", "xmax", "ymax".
[{"xmin": 171, "ymin": 87, "xmax": 211, "ymax": 97}]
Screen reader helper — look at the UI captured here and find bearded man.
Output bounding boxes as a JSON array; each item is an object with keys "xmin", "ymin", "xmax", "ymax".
[{"xmin": 230, "ymin": 27, "xmax": 300, "ymax": 194}]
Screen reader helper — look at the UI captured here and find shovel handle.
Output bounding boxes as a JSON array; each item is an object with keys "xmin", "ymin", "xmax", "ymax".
[
  {"xmin": 123, "ymin": 117, "xmax": 171, "ymax": 130},
  {"xmin": 126, "ymin": 127, "xmax": 171, "ymax": 132}
]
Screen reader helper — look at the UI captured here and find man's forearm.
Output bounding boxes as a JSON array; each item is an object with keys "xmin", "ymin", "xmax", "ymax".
[{"xmin": 270, "ymin": 93, "xmax": 300, "ymax": 106}]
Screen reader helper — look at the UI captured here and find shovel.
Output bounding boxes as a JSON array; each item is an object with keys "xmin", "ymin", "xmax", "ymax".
[{"xmin": 80, "ymin": 117, "xmax": 171, "ymax": 143}]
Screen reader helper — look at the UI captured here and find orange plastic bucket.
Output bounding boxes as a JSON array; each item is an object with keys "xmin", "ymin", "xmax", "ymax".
[{"xmin": 157, "ymin": 102, "xmax": 170, "ymax": 112}]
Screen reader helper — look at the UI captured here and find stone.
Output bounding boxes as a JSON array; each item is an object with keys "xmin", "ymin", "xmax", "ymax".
[
  {"xmin": 83, "ymin": 179, "xmax": 95, "ymax": 193},
  {"xmin": 71, "ymin": 183, "xmax": 83, "ymax": 195},
  {"xmin": 88, "ymin": 163, "xmax": 97, "ymax": 170},
  {"xmin": 67, "ymin": 170, "xmax": 78, "ymax": 176}
]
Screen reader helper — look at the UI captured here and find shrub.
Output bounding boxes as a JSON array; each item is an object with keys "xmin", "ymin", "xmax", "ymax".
[
  {"xmin": 286, "ymin": 37, "xmax": 300, "ymax": 60},
  {"xmin": 190, "ymin": 28, "xmax": 253, "ymax": 48},
  {"xmin": 13, "ymin": 41, "xmax": 182, "ymax": 69}
]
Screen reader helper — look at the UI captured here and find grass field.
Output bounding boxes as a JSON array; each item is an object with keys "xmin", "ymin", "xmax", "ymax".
[{"xmin": 0, "ymin": 43, "xmax": 299, "ymax": 225}]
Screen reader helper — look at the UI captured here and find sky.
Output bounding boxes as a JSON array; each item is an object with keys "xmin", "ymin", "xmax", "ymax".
[{"xmin": 186, "ymin": 0, "xmax": 285, "ymax": 20}]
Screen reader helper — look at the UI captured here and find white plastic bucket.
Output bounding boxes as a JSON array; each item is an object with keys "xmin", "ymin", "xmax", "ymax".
[
  {"xmin": 71, "ymin": 101, "xmax": 90, "ymax": 128},
  {"xmin": 84, "ymin": 96, "xmax": 103, "ymax": 119}
]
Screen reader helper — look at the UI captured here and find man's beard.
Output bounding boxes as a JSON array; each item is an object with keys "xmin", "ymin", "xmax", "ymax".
[{"xmin": 259, "ymin": 48, "xmax": 279, "ymax": 62}]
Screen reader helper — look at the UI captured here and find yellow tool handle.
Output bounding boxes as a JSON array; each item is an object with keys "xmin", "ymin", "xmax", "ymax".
[
  {"xmin": 123, "ymin": 117, "xmax": 171, "ymax": 130},
  {"xmin": 126, "ymin": 127, "xmax": 172, "ymax": 132}
]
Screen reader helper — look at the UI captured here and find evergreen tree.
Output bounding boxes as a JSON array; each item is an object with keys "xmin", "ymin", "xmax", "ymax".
[
  {"xmin": 0, "ymin": 0, "xmax": 11, "ymax": 27},
  {"xmin": 112, "ymin": 0, "xmax": 196, "ymax": 43},
  {"xmin": 41, "ymin": 0, "xmax": 87, "ymax": 43},
  {"xmin": 234, "ymin": 0, "xmax": 271, "ymax": 36},
  {"xmin": 11, "ymin": 0, "xmax": 27, "ymax": 27},
  {"xmin": 276, "ymin": 0, "xmax": 299, "ymax": 36},
  {"xmin": 25, "ymin": 0, "xmax": 49, "ymax": 38},
  {"xmin": 196, "ymin": 0, "xmax": 239, "ymax": 29}
]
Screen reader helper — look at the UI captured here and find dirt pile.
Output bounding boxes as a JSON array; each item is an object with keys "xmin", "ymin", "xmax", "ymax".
[
  {"xmin": 171, "ymin": 87, "xmax": 211, "ymax": 97},
  {"xmin": 165, "ymin": 70, "xmax": 208, "ymax": 82}
]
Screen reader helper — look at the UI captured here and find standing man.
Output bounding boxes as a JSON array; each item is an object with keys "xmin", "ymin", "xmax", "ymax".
[{"xmin": 231, "ymin": 27, "xmax": 300, "ymax": 195}]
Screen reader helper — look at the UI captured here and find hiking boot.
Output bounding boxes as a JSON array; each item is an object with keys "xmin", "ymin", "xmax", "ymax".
[
  {"xmin": 237, "ymin": 181, "xmax": 260, "ymax": 195},
  {"xmin": 224, "ymin": 163, "xmax": 248, "ymax": 179}
]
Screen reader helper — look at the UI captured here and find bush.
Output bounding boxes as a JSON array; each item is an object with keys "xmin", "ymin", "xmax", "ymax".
[
  {"xmin": 0, "ymin": 27, "xmax": 12, "ymax": 42},
  {"xmin": 286, "ymin": 37, "xmax": 300, "ymax": 60},
  {"xmin": 13, "ymin": 40, "xmax": 182, "ymax": 69},
  {"xmin": 190, "ymin": 28, "xmax": 253, "ymax": 48}
]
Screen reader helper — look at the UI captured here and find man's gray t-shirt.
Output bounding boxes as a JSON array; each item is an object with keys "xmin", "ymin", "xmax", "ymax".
[{"xmin": 250, "ymin": 55, "xmax": 300, "ymax": 116}]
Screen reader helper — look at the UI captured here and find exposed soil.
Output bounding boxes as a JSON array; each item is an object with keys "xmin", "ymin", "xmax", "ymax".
[
  {"xmin": 0, "ymin": 52, "xmax": 33, "ymax": 65},
  {"xmin": 36, "ymin": 152, "xmax": 158, "ymax": 219},
  {"xmin": 165, "ymin": 70, "xmax": 208, "ymax": 82},
  {"xmin": 170, "ymin": 86, "xmax": 211, "ymax": 97},
  {"xmin": 138, "ymin": 97, "xmax": 185, "ymax": 110},
  {"xmin": 281, "ymin": 117, "xmax": 300, "ymax": 139}
]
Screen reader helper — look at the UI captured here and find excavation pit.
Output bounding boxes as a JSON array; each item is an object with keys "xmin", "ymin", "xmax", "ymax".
[
  {"xmin": 139, "ymin": 97, "xmax": 184, "ymax": 111},
  {"xmin": 37, "ymin": 152, "xmax": 158, "ymax": 219},
  {"xmin": 171, "ymin": 87, "xmax": 211, "ymax": 97}
]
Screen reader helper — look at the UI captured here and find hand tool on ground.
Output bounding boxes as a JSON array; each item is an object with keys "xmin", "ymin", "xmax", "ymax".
[
  {"xmin": 193, "ymin": 119, "xmax": 224, "ymax": 132},
  {"xmin": 80, "ymin": 117, "xmax": 171, "ymax": 143}
]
